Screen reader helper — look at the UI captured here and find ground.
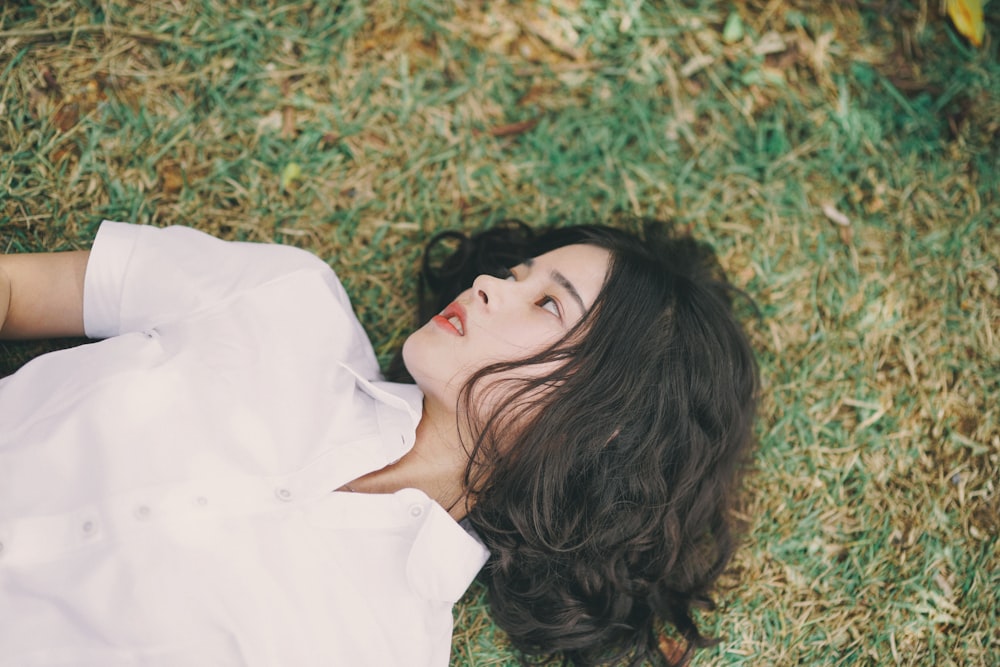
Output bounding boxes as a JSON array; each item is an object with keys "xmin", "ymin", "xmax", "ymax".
[{"xmin": 1, "ymin": 1, "xmax": 997, "ymax": 665}]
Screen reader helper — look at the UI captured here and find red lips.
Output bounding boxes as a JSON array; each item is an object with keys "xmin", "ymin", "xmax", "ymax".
[{"xmin": 432, "ymin": 302, "xmax": 467, "ymax": 336}]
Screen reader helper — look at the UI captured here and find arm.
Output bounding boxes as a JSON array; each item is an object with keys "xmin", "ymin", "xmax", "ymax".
[{"xmin": 0, "ymin": 251, "xmax": 90, "ymax": 339}]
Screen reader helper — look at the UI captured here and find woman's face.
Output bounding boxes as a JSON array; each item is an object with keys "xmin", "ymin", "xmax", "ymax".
[{"xmin": 403, "ymin": 243, "xmax": 611, "ymax": 414}]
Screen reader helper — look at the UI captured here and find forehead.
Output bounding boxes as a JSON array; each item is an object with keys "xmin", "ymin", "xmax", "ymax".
[{"xmin": 530, "ymin": 243, "xmax": 611, "ymax": 309}]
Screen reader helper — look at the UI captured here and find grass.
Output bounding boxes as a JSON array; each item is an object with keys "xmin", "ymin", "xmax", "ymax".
[{"xmin": 1, "ymin": 0, "xmax": 997, "ymax": 665}]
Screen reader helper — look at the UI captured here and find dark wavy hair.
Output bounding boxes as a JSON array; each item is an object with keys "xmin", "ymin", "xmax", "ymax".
[{"xmin": 391, "ymin": 220, "xmax": 759, "ymax": 666}]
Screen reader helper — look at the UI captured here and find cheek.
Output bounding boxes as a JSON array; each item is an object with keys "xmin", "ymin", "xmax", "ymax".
[
  {"xmin": 465, "ymin": 361, "xmax": 565, "ymax": 441},
  {"xmin": 483, "ymin": 320, "xmax": 562, "ymax": 360},
  {"xmin": 402, "ymin": 317, "xmax": 565, "ymax": 411}
]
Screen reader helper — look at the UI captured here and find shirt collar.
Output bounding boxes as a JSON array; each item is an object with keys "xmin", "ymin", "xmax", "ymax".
[
  {"xmin": 338, "ymin": 362, "xmax": 423, "ymax": 417},
  {"xmin": 405, "ymin": 494, "xmax": 490, "ymax": 602},
  {"xmin": 338, "ymin": 362, "xmax": 424, "ymax": 460}
]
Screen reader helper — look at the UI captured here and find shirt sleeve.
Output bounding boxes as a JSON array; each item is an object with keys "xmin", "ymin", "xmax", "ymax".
[{"xmin": 84, "ymin": 221, "xmax": 346, "ymax": 338}]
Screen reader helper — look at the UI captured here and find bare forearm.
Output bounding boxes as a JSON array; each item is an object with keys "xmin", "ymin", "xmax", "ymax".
[
  {"xmin": 0, "ymin": 264, "xmax": 10, "ymax": 335},
  {"xmin": 0, "ymin": 250, "xmax": 90, "ymax": 339}
]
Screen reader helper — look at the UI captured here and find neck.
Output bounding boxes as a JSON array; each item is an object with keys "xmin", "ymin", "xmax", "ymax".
[{"xmin": 342, "ymin": 397, "xmax": 470, "ymax": 520}]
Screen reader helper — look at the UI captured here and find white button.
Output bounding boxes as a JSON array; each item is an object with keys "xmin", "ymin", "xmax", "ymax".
[
  {"xmin": 135, "ymin": 505, "xmax": 151, "ymax": 520},
  {"xmin": 409, "ymin": 505, "xmax": 423, "ymax": 518},
  {"xmin": 275, "ymin": 488, "xmax": 293, "ymax": 501},
  {"xmin": 0, "ymin": 541, "xmax": 4, "ymax": 556},
  {"xmin": 82, "ymin": 520, "xmax": 96, "ymax": 535},
  {"xmin": 195, "ymin": 496, "xmax": 208, "ymax": 507}
]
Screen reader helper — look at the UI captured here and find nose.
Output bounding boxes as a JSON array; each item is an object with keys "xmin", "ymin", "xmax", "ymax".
[{"xmin": 471, "ymin": 273, "xmax": 511, "ymax": 308}]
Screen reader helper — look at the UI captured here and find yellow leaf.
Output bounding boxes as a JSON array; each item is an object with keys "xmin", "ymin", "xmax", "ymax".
[
  {"xmin": 280, "ymin": 162, "xmax": 301, "ymax": 190},
  {"xmin": 946, "ymin": 0, "xmax": 986, "ymax": 47}
]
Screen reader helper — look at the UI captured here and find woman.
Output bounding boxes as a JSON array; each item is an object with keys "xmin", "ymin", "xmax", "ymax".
[{"xmin": 0, "ymin": 218, "xmax": 757, "ymax": 666}]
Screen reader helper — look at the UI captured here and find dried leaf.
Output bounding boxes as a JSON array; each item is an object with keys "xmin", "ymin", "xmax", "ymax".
[
  {"xmin": 41, "ymin": 67, "xmax": 62, "ymax": 96},
  {"xmin": 809, "ymin": 32, "xmax": 836, "ymax": 82},
  {"xmin": 946, "ymin": 0, "xmax": 986, "ymax": 47},
  {"xmin": 821, "ymin": 202, "xmax": 851, "ymax": 227},
  {"xmin": 50, "ymin": 144, "xmax": 78, "ymax": 165},
  {"xmin": 680, "ymin": 54, "xmax": 714, "ymax": 77},
  {"xmin": 518, "ymin": 5, "xmax": 584, "ymax": 60},
  {"xmin": 753, "ymin": 31, "xmax": 787, "ymax": 56},
  {"xmin": 158, "ymin": 160, "xmax": 184, "ymax": 195},
  {"xmin": 83, "ymin": 78, "xmax": 106, "ymax": 105},
  {"xmin": 838, "ymin": 224, "xmax": 854, "ymax": 245},
  {"xmin": 487, "ymin": 117, "xmax": 540, "ymax": 137},
  {"xmin": 281, "ymin": 104, "xmax": 295, "ymax": 139},
  {"xmin": 257, "ymin": 110, "xmax": 283, "ymax": 133},
  {"xmin": 280, "ymin": 78, "xmax": 295, "ymax": 138},
  {"xmin": 657, "ymin": 634, "xmax": 687, "ymax": 664},
  {"xmin": 53, "ymin": 102, "xmax": 79, "ymax": 132},
  {"xmin": 363, "ymin": 132, "xmax": 390, "ymax": 152}
]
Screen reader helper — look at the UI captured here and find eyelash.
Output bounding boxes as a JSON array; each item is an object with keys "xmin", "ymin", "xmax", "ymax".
[
  {"xmin": 537, "ymin": 295, "xmax": 561, "ymax": 318},
  {"xmin": 503, "ymin": 269, "xmax": 561, "ymax": 319}
]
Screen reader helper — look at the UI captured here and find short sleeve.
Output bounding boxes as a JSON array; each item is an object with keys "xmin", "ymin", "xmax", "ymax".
[{"xmin": 84, "ymin": 221, "xmax": 346, "ymax": 338}]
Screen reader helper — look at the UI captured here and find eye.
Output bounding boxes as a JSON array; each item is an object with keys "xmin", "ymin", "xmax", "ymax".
[
  {"xmin": 500, "ymin": 267, "xmax": 516, "ymax": 282},
  {"xmin": 537, "ymin": 295, "xmax": 561, "ymax": 318}
]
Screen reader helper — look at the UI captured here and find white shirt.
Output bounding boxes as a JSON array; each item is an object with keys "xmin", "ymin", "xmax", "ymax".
[{"xmin": 0, "ymin": 222, "xmax": 489, "ymax": 666}]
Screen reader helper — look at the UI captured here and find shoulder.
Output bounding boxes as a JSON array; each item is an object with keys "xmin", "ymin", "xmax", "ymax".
[
  {"xmin": 86, "ymin": 222, "xmax": 349, "ymax": 338},
  {"xmin": 95, "ymin": 221, "xmax": 332, "ymax": 276}
]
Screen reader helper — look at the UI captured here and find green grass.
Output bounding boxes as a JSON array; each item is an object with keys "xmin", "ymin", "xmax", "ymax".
[{"xmin": 2, "ymin": 1, "xmax": 997, "ymax": 665}]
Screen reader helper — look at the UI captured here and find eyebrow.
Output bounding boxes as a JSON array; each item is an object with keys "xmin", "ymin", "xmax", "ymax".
[{"xmin": 523, "ymin": 258, "xmax": 586, "ymax": 314}]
